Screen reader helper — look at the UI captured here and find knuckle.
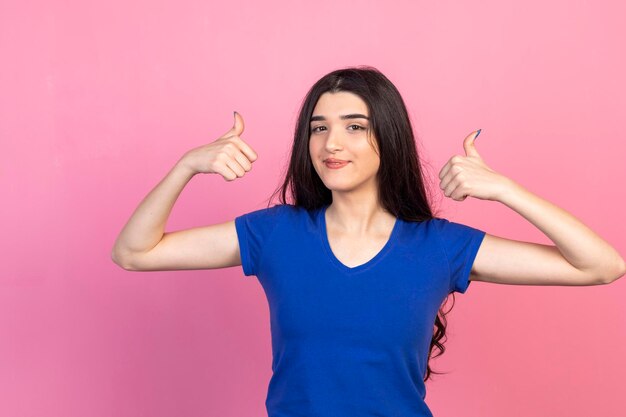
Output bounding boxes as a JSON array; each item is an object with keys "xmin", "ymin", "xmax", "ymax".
[{"xmin": 451, "ymin": 164, "xmax": 463, "ymax": 175}]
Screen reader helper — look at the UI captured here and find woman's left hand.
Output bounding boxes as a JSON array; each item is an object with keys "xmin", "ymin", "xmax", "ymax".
[{"xmin": 438, "ymin": 130, "xmax": 513, "ymax": 202}]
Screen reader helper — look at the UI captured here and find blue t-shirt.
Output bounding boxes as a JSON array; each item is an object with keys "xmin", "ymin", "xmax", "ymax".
[{"xmin": 235, "ymin": 203, "xmax": 486, "ymax": 417}]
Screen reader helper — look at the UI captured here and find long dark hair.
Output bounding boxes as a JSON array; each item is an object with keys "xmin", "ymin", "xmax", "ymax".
[{"xmin": 266, "ymin": 65, "xmax": 456, "ymax": 382}]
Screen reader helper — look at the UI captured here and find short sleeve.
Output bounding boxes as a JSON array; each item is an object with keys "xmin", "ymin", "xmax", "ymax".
[
  {"xmin": 234, "ymin": 204, "xmax": 286, "ymax": 277},
  {"xmin": 432, "ymin": 218, "xmax": 486, "ymax": 294}
]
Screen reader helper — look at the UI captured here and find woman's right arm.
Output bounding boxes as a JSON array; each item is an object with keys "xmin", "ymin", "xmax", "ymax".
[{"xmin": 111, "ymin": 112, "xmax": 258, "ymax": 271}]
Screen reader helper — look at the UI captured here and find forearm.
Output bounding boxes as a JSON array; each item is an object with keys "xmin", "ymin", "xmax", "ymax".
[
  {"xmin": 497, "ymin": 178, "xmax": 626, "ymax": 281},
  {"xmin": 112, "ymin": 160, "xmax": 195, "ymax": 261}
]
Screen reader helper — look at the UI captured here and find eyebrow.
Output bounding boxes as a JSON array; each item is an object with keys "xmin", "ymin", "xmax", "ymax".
[{"xmin": 310, "ymin": 114, "xmax": 370, "ymax": 123}]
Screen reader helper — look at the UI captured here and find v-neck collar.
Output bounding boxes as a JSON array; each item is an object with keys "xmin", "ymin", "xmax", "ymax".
[{"xmin": 318, "ymin": 205, "xmax": 400, "ymax": 275}]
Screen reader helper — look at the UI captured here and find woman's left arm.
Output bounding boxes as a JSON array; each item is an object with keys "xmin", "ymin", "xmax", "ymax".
[{"xmin": 440, "ymin": 130, "xmax": 626, "ymax": 286}]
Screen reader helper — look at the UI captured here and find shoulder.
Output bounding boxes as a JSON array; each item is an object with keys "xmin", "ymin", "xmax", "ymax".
[
  {"xmin": 428, "ymin": 217, "xmax": 482, "ymax": 235},
  {"xmin": 237, "ymin": 203, "xmax": 292, "ymax": 219},
  {"xmin": 235, "ymin": 203, "xmax": 309, "ymax": 226},
  {"xmin": 419, "ymin": 217, "xmax": 486, "ymax": 255},
  {"xmin": 426, "ymin": 217, "xmax": 486, "ymax": 258}
]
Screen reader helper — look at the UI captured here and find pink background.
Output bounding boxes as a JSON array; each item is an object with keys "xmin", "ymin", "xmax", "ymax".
[{"xmin": 2, "ymin": 0, "xmax": 625, "ymax": 416}]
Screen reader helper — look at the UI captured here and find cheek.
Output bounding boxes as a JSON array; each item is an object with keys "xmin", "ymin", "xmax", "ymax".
[
  {"xmin": 309, "ymin": 141, "xmax": 321, "ymax": 168},
  {"xmin": 367, "ymin": 141, "xmax": 381, "ymax": 168},
  {"xmin": 369, "ymin": 157, "xmax": 381, "ymax": 173},
  {"xmin": 308, "ymin": 137, "xmax": 318, "ymax": 154},
  {"xmin": 367, "ymin": 136, "xmax": 380, "ymax": 156},
  {"xmin": 364, "ymin": 151, "xmax": 381, "ymax": 174},
  {"xmin": 360, "ymin": 141, "xmax": 380, "ymax": 163}
]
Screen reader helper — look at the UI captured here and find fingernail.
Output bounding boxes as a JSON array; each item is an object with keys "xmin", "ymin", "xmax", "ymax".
[{"xmin": 475, "ymin": 129, "xmax": 482, "ymax": 139}]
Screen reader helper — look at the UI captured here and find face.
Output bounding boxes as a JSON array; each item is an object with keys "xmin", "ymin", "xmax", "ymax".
[{"xmin": 308, "ymin": 91, "xmax": 381, "ymax": 195}]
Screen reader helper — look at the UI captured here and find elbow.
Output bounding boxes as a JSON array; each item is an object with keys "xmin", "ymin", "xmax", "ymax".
[
  {"xmin": 600, "ymin": 256, "xmax": 626, "ymax": 285},
  {"xmin": 611, "ymin": 257, "xmax": 626, "ymax": 283},
  {"xmin": 111, "ymin": 249, "xmax": 136, "ymax": 271}
]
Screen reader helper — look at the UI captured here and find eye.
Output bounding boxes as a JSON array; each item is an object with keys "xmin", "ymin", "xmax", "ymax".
[
  {"xmin": 348, "ymin": 124, "xmax": 365, "ymax": 131},
  {"xmin": 311, "ymin": 126, "xmax": 326, "ymax": 133}
]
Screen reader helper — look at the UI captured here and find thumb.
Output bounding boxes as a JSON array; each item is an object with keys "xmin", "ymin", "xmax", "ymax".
[
  {"xmin": 232, "ymin": 111, "xmax": 245, "ymax": 137},
  {"xmin": 223, "ymin": 111, "xmax": 245, "ymax": 138},
  {"xmin": 463, "ymin": 129, "xmax": 482, "ymax": 158}
]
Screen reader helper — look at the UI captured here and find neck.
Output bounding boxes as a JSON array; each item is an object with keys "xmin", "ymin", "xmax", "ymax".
[{"xmin": 325, "ymin": 196, "xmax": 395, "ymax": 235}]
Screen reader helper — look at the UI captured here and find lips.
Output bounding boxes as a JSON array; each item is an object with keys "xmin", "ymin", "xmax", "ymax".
[{"xmin": 324, "ymin": 160, "xmax": 350, "ymax": 169}]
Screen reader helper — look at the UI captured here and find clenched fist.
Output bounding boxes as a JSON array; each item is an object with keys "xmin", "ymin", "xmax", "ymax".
[
  {"xmin": 179, "ymin": 112, "xmax": 258, "ymax": 181},
  {"xmin": 439, "ymin": 130, "xmax": 512, "ymax": 201}
]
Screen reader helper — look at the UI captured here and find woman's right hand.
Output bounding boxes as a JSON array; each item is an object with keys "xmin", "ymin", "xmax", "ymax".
[{"xmin": 179, "ymin": 112, "xmax": 258, "ymax": 181}]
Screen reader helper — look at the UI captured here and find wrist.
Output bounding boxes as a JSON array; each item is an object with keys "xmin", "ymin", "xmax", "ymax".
[
  {"xmin": 173, "ymin": 158, "xmax": 196, "ymax": 180},
  {"xmin": 496, "ymin": 176, "xmax": 526, "ymax": 206}
]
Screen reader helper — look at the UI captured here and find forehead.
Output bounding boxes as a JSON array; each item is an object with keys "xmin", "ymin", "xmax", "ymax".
[{"xmin": 311, "ymin": 91, "xmax": 368, "ymax": 116}]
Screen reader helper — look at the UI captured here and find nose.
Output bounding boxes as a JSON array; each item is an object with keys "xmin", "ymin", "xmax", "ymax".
[{"xmin": 324, "ymin": 127, "xmax": 344, "ymax": 152}]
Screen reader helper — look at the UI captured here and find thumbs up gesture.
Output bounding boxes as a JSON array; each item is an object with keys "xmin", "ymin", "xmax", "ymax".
[
  {"xmin": 179, "ymin": 111, "xmax": 259, "ymax": 181},
  {"xmin": 438, "ymin": 130, "xmax": 511, "ymax": 201}
]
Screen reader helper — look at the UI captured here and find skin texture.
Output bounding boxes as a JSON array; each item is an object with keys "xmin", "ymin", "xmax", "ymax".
[
  {"xmin": 438, "ymin": 131, "xmax": 626, "ymax": 286},
  {"xmin": 112, "ymin": 94, "xmax": 625, "ymax": 283},
  {"xmin": 307, "ymin": 91, "xmax": 626, "ymax": 284},
  {"xmin": 308, "ymin": 91, "xmax": 398, "ymax": 268},
  {"xmin": 308, "ymin": 91, "xmax": 396, "ymax": 238}
]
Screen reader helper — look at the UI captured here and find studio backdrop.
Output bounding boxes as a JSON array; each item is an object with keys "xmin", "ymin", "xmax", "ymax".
[{"xmin": 1, "ymin": 1, "xmax": 625, "ymax": 416}]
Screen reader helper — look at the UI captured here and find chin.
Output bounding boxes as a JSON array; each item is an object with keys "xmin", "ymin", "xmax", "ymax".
[{"xmin": 323, "ymin": 181, "xmax": 359, "ymax": 193}]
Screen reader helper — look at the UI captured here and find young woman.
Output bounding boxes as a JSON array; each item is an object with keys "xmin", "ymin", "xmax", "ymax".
[{"xmin": 111, "ymin": 66, "xmax": 625, "ymax": 417}]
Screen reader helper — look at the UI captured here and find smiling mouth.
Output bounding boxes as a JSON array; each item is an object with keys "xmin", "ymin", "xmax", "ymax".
[{"xmin": 324, "ymin": 160, "xmax": 350, "ymax": 168}]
